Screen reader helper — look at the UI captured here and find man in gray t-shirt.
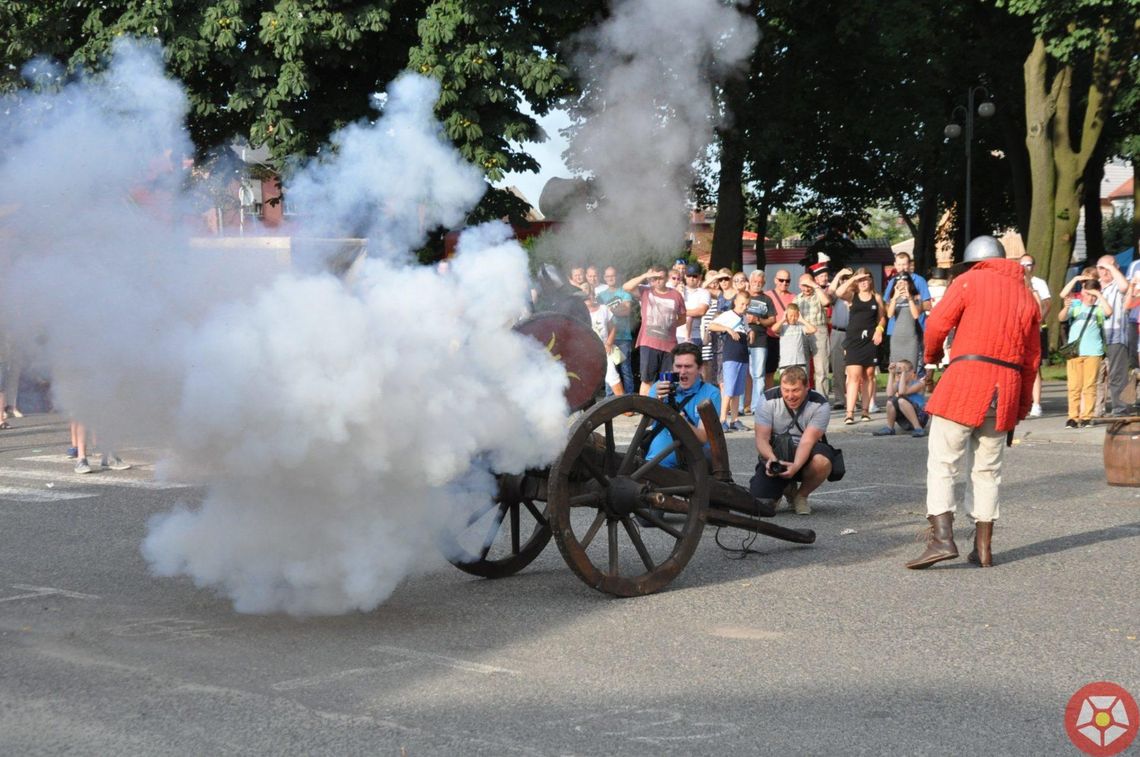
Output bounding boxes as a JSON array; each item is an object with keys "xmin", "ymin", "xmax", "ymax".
[{"xmin": 750, "ymin": 366, "xmax": 836, "ymax": 515}]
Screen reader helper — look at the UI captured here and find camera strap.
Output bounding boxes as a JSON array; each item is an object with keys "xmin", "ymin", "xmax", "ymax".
[
  {"xmin": 1070, "ymin": 307, "xmax": 1096, "ymax": 344},
  {"xmin": 781, "ymin": 398, "xmax": 834, "ymax": 447},
  {"xmin": 781, "ymin": 399, "xmax": 805, "ymax": 436}
]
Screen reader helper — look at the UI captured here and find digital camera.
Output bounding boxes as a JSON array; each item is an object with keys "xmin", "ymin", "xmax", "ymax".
[{"xmin": 659, "ymin": 371, "xmax": 679, "ymax": 404}]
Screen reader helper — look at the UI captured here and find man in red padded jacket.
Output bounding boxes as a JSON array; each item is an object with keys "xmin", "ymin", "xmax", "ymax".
[{"xmin": 905, "ymin": 236, "xmax": 1041, "ymax": 570}]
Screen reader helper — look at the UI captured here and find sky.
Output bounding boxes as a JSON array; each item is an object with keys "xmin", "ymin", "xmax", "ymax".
[{"xmin": 498, "ymin": 106, "xmax": 573, "ymax": 214}]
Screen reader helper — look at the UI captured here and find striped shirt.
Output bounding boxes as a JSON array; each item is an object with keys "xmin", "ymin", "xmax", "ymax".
[
  {"xmin": 1102, "ymin": 282, "xmax": 1129, "ymax": 345},
  {"xmin": 700, "ymin": 298, "xmax": 722, "ymax": 362}
]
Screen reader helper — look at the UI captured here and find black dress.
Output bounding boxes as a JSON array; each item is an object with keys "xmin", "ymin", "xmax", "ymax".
[{"xmin": 844, "ymin": 294, "xmax": 880, "ymax": 368}]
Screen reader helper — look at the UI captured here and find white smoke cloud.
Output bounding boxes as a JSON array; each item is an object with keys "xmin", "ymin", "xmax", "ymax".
[
  {"xmin": 0, "ymin": 41, "xmax": 569, "ymax": 615},
  {"xmin": 541, "ymin": 0, "xmax": 757, "ymax": 265},
  {"xmin": 285, "ymin": 74, "xmax": 485, "ymax": 262}
]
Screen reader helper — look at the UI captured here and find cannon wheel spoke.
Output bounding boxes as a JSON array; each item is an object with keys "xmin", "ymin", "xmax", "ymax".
[
  {"xmin": 621, "ymin": 516, "xmax": 656, "ymax": 572},
  {"xmin": 631, "ymin": 507, "xmax": 683, "ymax": 539},
  {"xmin": 607, "ymin": 520, "xmax": 619, "ymax": 575},
  {"xmin": 547, "ymin": 394, "xmax": 709, "ymax": 597},
  {"xmin": 580, "ymin": 511, "xmax": 606, "ymax": 550},
  {"xmin": 478, "ymin": 503, "xmax": 508, "ymax": 561},
  {"xmin": 604, "ymin": 421, "xmax": 617, "ymax": 476},
  {"xmin": 523, "ymin": 499, "xmax": 546, "ymax": 524},
  {"xmin": 510, "ymin": 502, "xmax": 520, "ymax": 554},
  {"xmin": 569, "ymin": 491, "xmax": 603, "ymax": 507},
  {"xmin": 441, "ymin": 475, "xmax": 552, "ymax": 579},
  {"xmin": 630, "ymin": 441, "xmax": 681, "ymax": 482},
  {"xmin": 619, "ymin": 414, "xmax": 652, "ymax": 475},
  {"xmin": 465, "ymin": 498, "xmax": 499, "ymax": 528}
]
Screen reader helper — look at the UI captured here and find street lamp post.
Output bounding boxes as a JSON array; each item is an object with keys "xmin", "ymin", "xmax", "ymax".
[{"xmin": 944, "ymin": 86, "xmax": 995, "ymax": 243}]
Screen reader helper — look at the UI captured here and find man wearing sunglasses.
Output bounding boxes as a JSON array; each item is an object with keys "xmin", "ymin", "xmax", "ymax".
[
  {"xmin": 624, "ymin": 265, "xmax": 687, "ymax": 395},
  {"xmin": 764, "ymin": 270, "xmax": 797, "ymax": 388},
  {"xmin": 677, "ymin": 263, "xmax": 710, "ymax": 346}
]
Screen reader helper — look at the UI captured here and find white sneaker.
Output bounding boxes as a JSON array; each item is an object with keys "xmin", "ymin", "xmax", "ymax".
[
  {"xmin": 867, "ymin": 402, "xmax": 879, "ymax": 414},
  {"xmin": 1028, "ymin": 403, "xmax": 1042, "ymax": 418},
  {"xmin": 101, "ymin": 455, "xmax": 132, "ymax": 471}
]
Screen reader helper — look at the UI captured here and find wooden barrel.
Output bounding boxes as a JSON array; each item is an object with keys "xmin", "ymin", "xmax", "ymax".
[{"xmin": 1104, "ymin": 420, "xmax": 1140, "ymax": 486}]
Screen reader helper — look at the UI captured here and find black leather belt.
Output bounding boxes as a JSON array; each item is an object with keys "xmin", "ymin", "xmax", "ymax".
[
  {"xmin": 949, "ymin": 354, "xmax": 1022, "ymax": 371},
  {"xmin": 949, "ymin": 354, "xmax": 1023, "ymax": 447},
  {"xmin": 832, "ymin": 327, "xmax": 846, "ymax": 332}
]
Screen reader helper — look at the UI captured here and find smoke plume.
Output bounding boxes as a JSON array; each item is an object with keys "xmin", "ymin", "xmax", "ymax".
[
  {"xmin": 539, "ymin": 0, "xmax": 757, "ymax": 265},
  {"xmin": 0, "ymin": 42, "xmax": 569, "ymax": 614}
]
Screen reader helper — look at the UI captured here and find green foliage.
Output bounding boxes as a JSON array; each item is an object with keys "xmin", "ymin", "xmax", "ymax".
[
  {"xmin": 0, "ymin": 0, "xmax": 1134, "ymax": 245},
  {"xmin": 996, "ymin": 0, "xmax": 1140, "ymax": 63},
  {"xmin": 0, "ymin": 0, "xmax": 604, "ymax": 225},
  {"xmin": 767, "ymin": 209, "xmax": 810, "ymax": 243},
  {"xmin": 406, "ymin": 0, "xmax": 598, "ymax": 191},
  {"xmin": 732, "ymin": 0, "xmax": 1027, "ymax": 248},
  {"xmin": 1105, "ymin": 212, "xmax": 1135, "ymax": 253},
  {"xmin": 861, "ymin": 206, "xmax": 912, "ymax": 245}
]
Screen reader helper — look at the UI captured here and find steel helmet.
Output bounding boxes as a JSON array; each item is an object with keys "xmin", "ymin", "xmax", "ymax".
[
  {"xmin": 962, "ymin": 235, "xmax": 1006, "ymax": 263},
  {"xmin": 536, "ymin": 262, "xmax": 566, "ymax": 290}
]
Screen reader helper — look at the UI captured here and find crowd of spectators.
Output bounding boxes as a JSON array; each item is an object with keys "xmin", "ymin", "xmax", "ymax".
[{"xmin": 567, "ymin": 244, "xmax": 1138, "ymax": 441}]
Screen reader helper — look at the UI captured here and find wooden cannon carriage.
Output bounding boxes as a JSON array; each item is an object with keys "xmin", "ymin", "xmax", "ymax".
[{"xmin": 441, "ymin": 313, "xmax": 816, "ymax": 596}]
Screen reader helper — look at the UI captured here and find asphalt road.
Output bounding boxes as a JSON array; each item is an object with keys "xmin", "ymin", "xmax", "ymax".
[{"xmin": 1, "ymin": 384, "xmax": 1137, "ymax": 756}]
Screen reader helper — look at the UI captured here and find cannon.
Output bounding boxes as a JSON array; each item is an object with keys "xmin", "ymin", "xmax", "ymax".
[{"xmin": 440, "ymin": 312, "xmax": 816, "ymax": 596}]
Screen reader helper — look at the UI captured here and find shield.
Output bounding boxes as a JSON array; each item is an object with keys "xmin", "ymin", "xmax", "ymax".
[{"xmin": 514, "ymin": 313, "xmax": 606, "ymax": 411}]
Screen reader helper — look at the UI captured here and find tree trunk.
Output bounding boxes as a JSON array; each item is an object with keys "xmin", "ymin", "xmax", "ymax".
[
  {"xmin": 1049, "ymin": 32, "xmax": 1114, "ymax": 288},
  {"xmin": 1024, "ymin": 38, "xmax": 1062, "ymax": 284},
  {"xmin": 708, "ymin": 3, "xmax": 758, "ymax": 273},
  {"xmin": 710, "ymin": 125, "xmax": 745, "ymax": 272},
  {"xmin": 1082, "ymin": 145, "xmax": 1106, "ymax": 261},
  {"xmin": 754, "ymin": 199, "xmax": 770, "ymax": 270},
  {"xmin": 914, "ymin": 186, "xmax": 940, "ymax": 274},
  {"xmin": 1050, "ymin": 65, "xmax": 1082, "ymax": 277}
]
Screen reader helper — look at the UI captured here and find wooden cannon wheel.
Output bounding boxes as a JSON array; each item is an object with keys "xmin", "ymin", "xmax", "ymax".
[
  {"xmin": 440, "ymin": 473, "xmax": 552, "ymax": 579},
  {"xmin": 547, "ymin": 394, "xmax": 710, "ymax": 597}
]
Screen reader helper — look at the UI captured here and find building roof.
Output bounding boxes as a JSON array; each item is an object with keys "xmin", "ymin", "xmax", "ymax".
[
  {"xmin": 1102, "ymin": 160, "xmax": 1132, "ymax": 199},
  {"xmin": 1108, "ymin": 177, "xmax": 1133, "ymax": 201}
]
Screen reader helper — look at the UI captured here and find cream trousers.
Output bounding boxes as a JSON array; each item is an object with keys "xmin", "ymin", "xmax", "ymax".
[{"xmin": 925, "ymin": 412, "xmax": 1005, "ymax": 522}]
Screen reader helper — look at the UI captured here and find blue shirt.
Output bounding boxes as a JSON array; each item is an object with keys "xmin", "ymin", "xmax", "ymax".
[
  {"xmin": 883, "ymin": 274, "xmax": 932, "ymax": 334},
  {"xmin": 597, "ymin": 288, "xmax": 635, "ymax": 341},
  {"xmin": 647, "ymin": 378, "xmax": 721, "ymax": 468},
  {"xmin": 1067, "ymin": 300, "xmax": 1107, "ymax": 357},
  {"xmin": 903, "ymin": 390, "xmax": 926, "ymax": 412}
]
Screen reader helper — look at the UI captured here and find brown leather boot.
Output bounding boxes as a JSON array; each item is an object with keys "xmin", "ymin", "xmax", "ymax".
[
  {"xmin": 905, "ymin": 513, "xmax": 959, "ymax": 569},
  {"xmin": 967, "ymin": 521, "xmax": 993, "ymax": 567}
]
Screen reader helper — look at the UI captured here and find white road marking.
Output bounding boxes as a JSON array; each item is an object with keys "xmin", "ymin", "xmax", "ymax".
[
  {"xmin": 0, "ymin": 485, "xmax": 95, "ymax": 502},
  {"xmin": 16, "ymin": 454, "xmax": 153, "ymax": 465},
  {"xmin": 0, "ymin": 584, "xmax": 100, "ymax": 603},
  {"xmin": 708, "ymin": 625, "xmax": 784, "ymax": 641},
  {"xmin": 104, "ymin": 618, "xmax": 237, "ymax": 640},
  {"xmin": 271, "ymin": 664, "xmax": 414, "ymax": 691},
  {"xmin": 0, "ymin": 466, "xmax": 190, "ymax": 490},
  {"xmin": 369, "ymin": 644, "xmax": 519, "ymax": 675}
]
